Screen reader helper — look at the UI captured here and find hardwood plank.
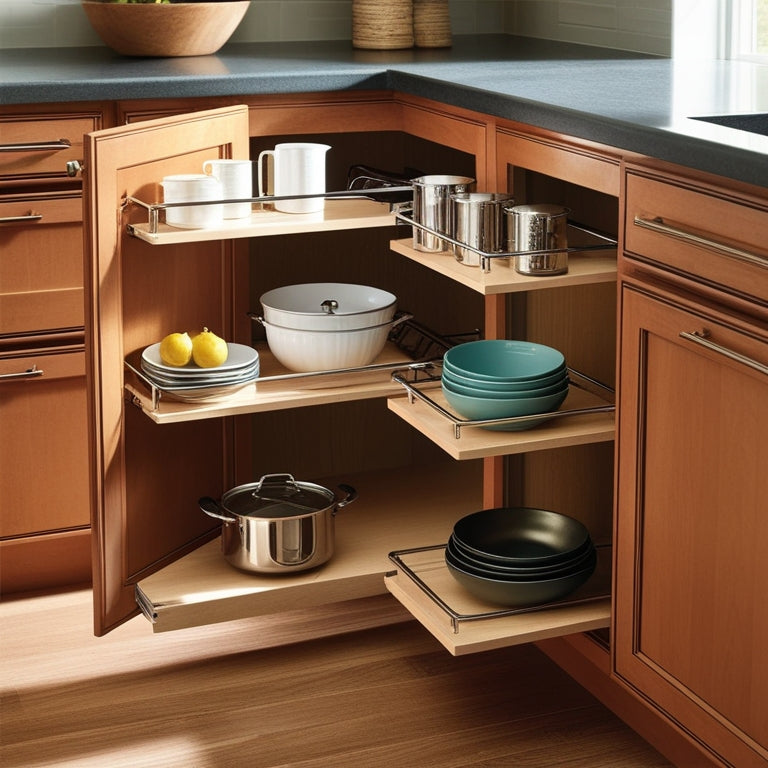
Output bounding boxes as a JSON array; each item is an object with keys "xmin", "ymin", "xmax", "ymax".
[{"xmin": 1, "ymin": 589, "xmax": 672, "ymax": 768}]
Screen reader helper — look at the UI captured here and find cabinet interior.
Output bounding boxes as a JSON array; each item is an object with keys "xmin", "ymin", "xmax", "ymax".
[{"xmin": 92, "ymin": 106, "xmax": 619, "ymax": 649}]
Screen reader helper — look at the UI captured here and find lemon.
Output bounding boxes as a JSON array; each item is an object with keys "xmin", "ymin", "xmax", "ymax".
[
  {"xmin": 159, "ymin": 331, "xmax": 193, "ymax": 367},
  {"xmin": 192, "ymin": 327, "xmax": 228, "ymax": 368}
]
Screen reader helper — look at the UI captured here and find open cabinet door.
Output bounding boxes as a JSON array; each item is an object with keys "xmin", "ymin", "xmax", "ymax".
[{"xmin": 83, "ymin": 106, "xmax": 250, "ymax": 635}]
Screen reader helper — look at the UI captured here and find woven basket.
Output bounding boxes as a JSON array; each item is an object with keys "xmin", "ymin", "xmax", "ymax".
[
  {"xmin": 352, "ymin": 0, "xmax": 414, "ymax": 50},
  {"xmin": 413, "ymin": 0, "xmax": 452, "ymax": 48}
]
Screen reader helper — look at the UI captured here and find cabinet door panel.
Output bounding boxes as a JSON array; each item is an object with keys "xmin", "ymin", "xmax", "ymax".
[
  {"xmin": 84, "ymin": 105, "xmax": 250, "ymax": 634},
  {"xmin": 614, "ymin": 285, "xmax": 768, "ymax": 767},
  {"xmin": 0, "ymin": 349, "xmax": 88, "ymax": 537}
]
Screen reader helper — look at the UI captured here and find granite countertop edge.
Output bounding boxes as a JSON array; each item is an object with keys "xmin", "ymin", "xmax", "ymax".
[{"xmin": 1, "ymin": 36, "xmax": 767, "ymax": 189}]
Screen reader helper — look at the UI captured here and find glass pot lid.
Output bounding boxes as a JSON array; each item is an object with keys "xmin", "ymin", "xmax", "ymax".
[{"xmin": 220, "ymin": 474, "xmax": 335, "ymax": 519}]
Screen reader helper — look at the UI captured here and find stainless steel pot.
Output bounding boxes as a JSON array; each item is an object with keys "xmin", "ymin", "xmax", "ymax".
[
  {"xmin": 199, "ymin": 473, "xmax": 357, "ymax": 573},
  {"xmin": 411, "ymin": 175, "xmax": 475, "ymax": 252}
]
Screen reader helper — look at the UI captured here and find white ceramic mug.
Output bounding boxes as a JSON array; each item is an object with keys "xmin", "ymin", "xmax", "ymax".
[
  {"xmin": 161, "ymin": 174, "xmax": 223, "ymax": 229},
  {"xmin": 202, "ymin": 159, "xmax": 253, "ymax": 219},
  {"xmin": 257, "ymin": 143, "xmax": 330, "ymax": 214}
]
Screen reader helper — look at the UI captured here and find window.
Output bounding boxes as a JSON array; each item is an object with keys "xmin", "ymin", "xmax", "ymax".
[{"xmin": 730, "ymin": 0, "xmax": 768, "ymax": 61}]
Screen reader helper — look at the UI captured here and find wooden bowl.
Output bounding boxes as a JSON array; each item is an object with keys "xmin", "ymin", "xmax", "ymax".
[{"xmin": 81, "ymin": 1, "xmax": 250, "ymax": 57}]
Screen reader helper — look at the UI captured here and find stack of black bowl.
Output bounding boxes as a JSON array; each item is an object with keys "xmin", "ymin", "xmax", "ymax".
[{"xmin": 446, "ymin": 507, "xmax": 597, "ymax": 607}]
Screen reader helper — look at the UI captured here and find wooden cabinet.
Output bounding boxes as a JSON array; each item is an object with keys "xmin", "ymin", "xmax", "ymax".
[
  {"xmin": 82, "ymin": 97, "xmax": 621, "ymax": 653},
  {"xmin": 613, "ymin": 161, "xmax": 768, "ymax": 767},
  {"xmin": 0, "ymin": 345, "xmax": 91, "ymax": 592},
  {"xmin": 0, "ymin": 105, "xmax": 106, "ymax": 594}
]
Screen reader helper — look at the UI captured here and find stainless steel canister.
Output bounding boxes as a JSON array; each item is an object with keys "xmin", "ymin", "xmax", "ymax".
[
  {"xmin": 411, "ymin": 175, "xmax": 474, "ymax": 252},
  {"xmin": 451, "ymin": 192, "xmax": 515, "ymax": 267},
  {"xmin": 507, "ymin": 204, "xmax": 571, "ymax": 275}
]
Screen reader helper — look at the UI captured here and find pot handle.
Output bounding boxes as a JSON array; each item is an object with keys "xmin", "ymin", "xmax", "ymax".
[
  {"xmin": 199, "ymin": 496, "xmax": 237, "ymax": 524},
  {"xmin": 335, "ymin": 484, "xmax": 358, "ymax": 510}
]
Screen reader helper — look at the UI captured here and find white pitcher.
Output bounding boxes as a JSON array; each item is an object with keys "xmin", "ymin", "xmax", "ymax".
[{"xmin": 257, "ymin": 142, "xmax": 330, "ymax": 214}]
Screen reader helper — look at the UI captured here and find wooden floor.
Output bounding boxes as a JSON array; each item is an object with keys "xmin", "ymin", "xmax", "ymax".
[{"xmin": 0, "ymin": 589, "xmax": 673, "ymax": 768}]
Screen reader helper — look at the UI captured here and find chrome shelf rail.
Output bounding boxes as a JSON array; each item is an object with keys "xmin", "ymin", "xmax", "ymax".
[
  {"xmin": 394, "ymin": 207, "xmax": 618, "ymax": 273},
  {"xmin": 391, "ymin": 365, "xmax": 615, "ymax": 439},
  {"xmin": 387, "ymin": 543, "xmax": 612, "ymax": 634},
  {"xmin": 125, "ymin": 186, "xmax": 413, "ymax": 236}
]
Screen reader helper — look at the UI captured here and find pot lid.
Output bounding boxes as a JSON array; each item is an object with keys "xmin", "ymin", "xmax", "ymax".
[{"xmin": 221, "ymin": 474, "xmax": 334, "ymax": 519}]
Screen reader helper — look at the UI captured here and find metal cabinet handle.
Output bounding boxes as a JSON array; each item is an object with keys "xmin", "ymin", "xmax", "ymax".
[
  {"xmin": 0, "ymin": 365, "xmax": 45, "ymax": 381},
  {"xmin": 680, "ymin": 330, "xmax": 768, "ymax": 376},
  {"xmin": 634, "ymin": 216, "xmax": 767, "ymax": 270},
  {"xmin": 0, "ymin": 212, "xmax": 43, "ymax": 225},
  {"xmin": 0, "ymin": 139, "xmax": 71, "ymax": 152}
]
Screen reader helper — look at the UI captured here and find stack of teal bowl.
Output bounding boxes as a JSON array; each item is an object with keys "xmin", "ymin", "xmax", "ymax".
[{"xmin": 441, "ymin": 340, "xmax": 569, "ymax": 429}]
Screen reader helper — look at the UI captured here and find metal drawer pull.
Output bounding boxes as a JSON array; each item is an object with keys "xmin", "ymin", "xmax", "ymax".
[
  {"xmin": 634, "ymin": 216, "xmax": 767, "ymax": 269},
  {"xmin": 0, "ymin": 365, "xmax": 44, "ymax": 381},
  {"xmin": 0, "ymin": 212, "xmax": 43, "ymax": 224},
  {"xmin": 680, "ymin": 330, "xmax": 768, "ymax": 376},
  {"xmin": 0, "ymin": 139, "xmax": 71, "ymax": 152}
]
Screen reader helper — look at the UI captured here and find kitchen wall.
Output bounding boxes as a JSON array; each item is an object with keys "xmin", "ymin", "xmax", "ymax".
[{"xmin": 0, "ymin": 0, "xmax": 671, "ymax": 55}]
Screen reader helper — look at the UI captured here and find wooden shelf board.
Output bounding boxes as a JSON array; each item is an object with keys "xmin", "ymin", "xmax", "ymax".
[
  {"xmin": 126, "ymin": 342, "xmax": 420, "ymax": 424},
  {"xmin": 389, "ymin": 238, "xmax": 617, "ymax": 295},
  {"xmin": 385, "ymin": 546, "xmax": 611, "ymax": 656},
  {"xmin": 387, "ymin": 386, "xmax": 615, "ymax": 460},
  {"xmin": 136, "ymin": 461, "xmax": 483, "ymax": 632},
  {"xmin": 128, "ymin": 199, "xmax": 397, "ymax": 244}
]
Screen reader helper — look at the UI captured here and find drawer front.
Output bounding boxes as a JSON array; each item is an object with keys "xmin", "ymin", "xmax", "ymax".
[
  {"xmin": 624, "ymin": 169, "xmax": 768, "ymax": 304},
  {"xmin": 0, "ymin": 113, "xmax": 100, "ymax": 181},
  {"xmin": 0, "ymin": 348, "xmax": 89, "ymax": 538},
  {"xmin": 0, "ymin": 191, "xmax": 84, "ymax": 335}
]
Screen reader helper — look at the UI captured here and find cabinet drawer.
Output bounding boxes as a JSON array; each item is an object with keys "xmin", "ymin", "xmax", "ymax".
[
  {"xmin": 0, "ymin": 191, "xmax": 84, "ymax": 335},
  {"xmin": 624, "ymin": 168, "xmax": 768, "ymax": 305},
  {"xmin": 0, "ymin": 113, "xmax": 99, "ymax": 181},
  {"xmin": 0, "ymin": 348, "xmax": 89, "ymax": 538}
]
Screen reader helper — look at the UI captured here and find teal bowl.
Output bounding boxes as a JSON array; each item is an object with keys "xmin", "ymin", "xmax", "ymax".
[
  {"xmin": 442, "ymin": 379, "xmax": 568, "ymax": 422},
  {"xmin": 441, "ymin": 369, "xmax": 568, "ymax": 399},
  {"xmin": 443, "ymin": 340, "xmax": 566, "ymax": 382},
  {"xmin": 441, "ymin": 364, "xmax": 568, "ymax": 392}
]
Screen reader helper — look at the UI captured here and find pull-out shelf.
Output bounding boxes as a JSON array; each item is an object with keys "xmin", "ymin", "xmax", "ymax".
[
  {"xmin": 134, "ymin": 462, "xmax": 483, "ymax": 632},
  {"xmin": 126, "ymin": 197, "xmax": 399, "ymax": 244},
  {"xmin": 387, "ymin": 370, "xmax": 615, "ymax": 461},
  {"xmin": 385, "ymin": 545, "xmax": 611, "ymax": 656}
]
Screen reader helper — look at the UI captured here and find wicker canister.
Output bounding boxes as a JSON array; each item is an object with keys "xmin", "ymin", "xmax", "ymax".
[
  {"xmin": 352, "ymin": 0, "xmax": 414, "ymax": 50},
  {"xmin": 413, "ymin": 0, "xmax": 452, "ymax": 48}
]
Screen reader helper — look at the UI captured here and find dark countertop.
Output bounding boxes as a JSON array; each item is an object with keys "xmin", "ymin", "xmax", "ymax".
[{"xmin": 2, "ymin": 36, "xmax": 767, "ymax": 189}]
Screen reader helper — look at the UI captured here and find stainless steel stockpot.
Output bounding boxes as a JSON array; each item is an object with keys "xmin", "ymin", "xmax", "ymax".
[
  {"xmin": 411, "ymin": 175, "xmax": 475, "ymax": 252},
  {"xmin": 199, "ymin": 473, "xmax": 357, "ymax": 573}
]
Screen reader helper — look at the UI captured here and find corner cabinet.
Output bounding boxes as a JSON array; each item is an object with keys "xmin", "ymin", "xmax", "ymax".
[
  {"xmin": 85, "ymin": 102, "xmax": 619, "ymax": 655},
  {"xmin": 613, "ymin": 161, "xmax": 768, "ymax": 767}
]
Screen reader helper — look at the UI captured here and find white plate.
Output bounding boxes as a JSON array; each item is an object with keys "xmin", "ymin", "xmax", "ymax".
[
  {"xmin": 141, "ymin": 359, "xmax": 259, "ymax": 385},
  {"xmin": 142, "ymin": 365, "xmax": 259, "ymax": 389},
  {"xmin": 141, "ymin": 342, "xmax": 259, "ymax": 376},
  {"xmin": 163, "ymin": 380, "xmax": 256, "ymax": 403}
]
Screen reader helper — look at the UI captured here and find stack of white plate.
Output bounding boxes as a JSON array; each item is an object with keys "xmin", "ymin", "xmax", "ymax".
[{"xmin": 140, "ymin": 342, "xmax": 259, "ymax": 401}]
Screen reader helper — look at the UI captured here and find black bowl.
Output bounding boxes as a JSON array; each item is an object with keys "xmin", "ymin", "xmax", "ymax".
[
  {"xmin": 445, "ymin": 551, "xmax": 597, "ymax": 607},
  {"xmin": 447, "ymin": 534, "xmax": 595, "ymax": 578},
  {"xmin": 452, "ymin": 507, "xmax": 591, "ymax": 566}
]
